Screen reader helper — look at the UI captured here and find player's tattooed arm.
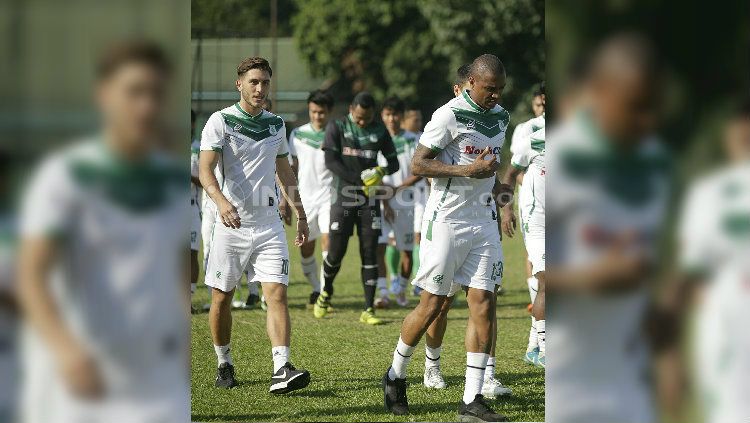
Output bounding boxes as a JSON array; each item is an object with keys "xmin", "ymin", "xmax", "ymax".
[
  {"xmin": 276, "ymin": 157, "xmax": 309, "ymax": 246},
  {"xmin": 412, "ymin": 144, "xmax": 499, "ymax": 179},
  {"xmin": 199, "ymin": 150, "xmax": 240, "ymax": 229}
]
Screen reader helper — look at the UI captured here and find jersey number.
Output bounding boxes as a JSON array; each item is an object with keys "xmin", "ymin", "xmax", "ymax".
[{"xmin": 281, "ymin": 259, "xmax": 289, "ymax": 275}]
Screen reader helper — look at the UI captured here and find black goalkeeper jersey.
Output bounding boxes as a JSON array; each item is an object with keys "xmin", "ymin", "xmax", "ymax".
[{"xmin": 323, "ymin": 114, "xmax": 399, "ymax": 202}]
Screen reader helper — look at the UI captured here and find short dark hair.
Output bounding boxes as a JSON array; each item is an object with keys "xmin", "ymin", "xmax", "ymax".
[
  {"xmin": 308, "ymin": 90, "xmax": 334, "ymax": 109},
  {"xmin": 455, "ymin": 64, "xmax": 471, "ymax": 86},
  {"xmin": 469, "ymin": 54, "xmax": 505, "ymax": 78},
  {"xmin": 533, "ymin": 81, "xmax": 545, "ymax": 98},
  {"xmin": 96, "ymin": 39, "xmax": 171, "ymax": 80},
  {"xmin": 382, "ymin": 96, "xmax": 405, "ymax": 114},
  {"xmin": 237, "ymin": 56, "xmax": 272, "ymax": 77},
  {"xmin": 352, "ymin": 91, "xmax": 375, "ymax": 109}
]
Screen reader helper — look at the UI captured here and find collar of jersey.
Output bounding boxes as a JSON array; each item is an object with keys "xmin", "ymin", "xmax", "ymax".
[
  {"xmin": 235, "ymin": 102, "xmax": 264, "ymax": 119},
  {"xmin": 462, "ymin": 89, "xmax": 489, "ymax": 114}
]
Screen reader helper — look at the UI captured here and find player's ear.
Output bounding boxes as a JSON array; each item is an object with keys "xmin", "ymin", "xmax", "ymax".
[{"xmin": 235, "ymin": 78, "xmax": 241, "ymax": 92}]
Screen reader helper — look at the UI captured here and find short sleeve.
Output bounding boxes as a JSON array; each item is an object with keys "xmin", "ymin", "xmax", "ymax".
[
  {"xmin": 678, "ymin": 181, "xmax": 712, "ymax": 274},
  {"xmin": 418, "ymin": 107, "xmax": 457, "ymax": 152},
  {"xmin": 276, "ymin": 122, "xmax": 289, "ymax": 158},
  {"xmin": 200, "ymin": 112, "xmax": 225, "ymax": 151},
  {"xmin": 20, "ymin": 156, "xmax": 76, "ymax": 239},
  {"xmin": 510, "ymin": 121, "xmax": 532, "ymax": 156},
  {"xmin": 510, "ymin": 134, "xmax": 532, "ymax": 169},
  {"xmin": 287, "ymin": 128, "xmax": 298, "ymax": 157}
]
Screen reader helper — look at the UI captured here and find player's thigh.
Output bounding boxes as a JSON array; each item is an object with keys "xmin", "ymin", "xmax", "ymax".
[
  {"xmin": 412, "ymin": 221, "xmax": 471, "ymax": 296},
  {"xmin": 327, "ymin": 205, "xmax": 355, "ymax": 260},
  {"xmin": 246, "ymin": 223, "xmax": 290, "ymax": 286},
  {"xmin": 455, "ymin": 223, "xmax": 503, "ymax": 292},
  {"xmin": 204, "ymin": 225, "xmax": 251, "ymax": 293},
  {"xmin": 356, "ymin": 202, "xmax": 382, "ymax": 257}
]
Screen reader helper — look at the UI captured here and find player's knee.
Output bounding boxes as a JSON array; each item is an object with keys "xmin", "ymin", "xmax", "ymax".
[
  {"xmin": 419, "ymin": 293, "xmax": 447, "ymax": 319},
  {"xmin": 535, "ymin": 271, "xmax": 546, "ymax": 291},
  {"xmin": 212, "ymin": 287, "xmax": 234, "ymax": 306},
  {"xmin": 263, "ymin": 284, "xmax": 288, "ymax": 306}
]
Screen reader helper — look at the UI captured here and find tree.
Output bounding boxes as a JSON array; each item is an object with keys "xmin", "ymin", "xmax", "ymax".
[
  {"xmin": 292, "ymin": 0, "xmax": 544, "ymax": 119},
  {"xmin": 192, "ymin": 0, "xmax": 297, "ymax": 38}
]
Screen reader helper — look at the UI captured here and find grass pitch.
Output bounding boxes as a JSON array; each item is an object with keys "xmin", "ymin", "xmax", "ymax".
[{"xmin": 191, "ymin": 224, "xmax": 544, "ymax": 422}]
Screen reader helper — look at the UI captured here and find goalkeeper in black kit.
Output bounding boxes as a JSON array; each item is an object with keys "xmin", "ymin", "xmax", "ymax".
[{"xmin": 314, "ymin": 92, "xmax": 399, "ymax": 325}]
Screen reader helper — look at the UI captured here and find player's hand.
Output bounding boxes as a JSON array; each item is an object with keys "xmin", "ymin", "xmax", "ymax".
[
  {"xmin": 361, "ymin": 166, "xmax": 385, "ymax": 197},
  {"xmin": 383, "ymin": 201, "xmax": 395, "ymax": 224},
  {"xmin": 279, "ymin": 198, "xmax": 292, "ymax": 226},
  {"xmin": 465, "ymin": 147, "xmax": 500, "ymax": 179},
  {"xmin": 218, "ymin": 199, "xmax": 241, "ymax": 228},
  {"xmin": 501, "ymin": 207, "xmax": 517, "ymax": 238},
  {"xmin": 58, "ymin": 343, "xmax": 105, "ymax": 399},
  {"xmin": 295, "ymin": 218, "xmax": 309, "ymax": 246}
]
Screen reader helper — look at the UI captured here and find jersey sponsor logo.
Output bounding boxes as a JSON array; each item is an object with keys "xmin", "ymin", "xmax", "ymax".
[
  {"xmin": 464, "ymin": 145, "xmax": 502, "ymax": 155},
  {"xmin": 342, "ymin": 146, "xmax": 378, "ymax": 159}
]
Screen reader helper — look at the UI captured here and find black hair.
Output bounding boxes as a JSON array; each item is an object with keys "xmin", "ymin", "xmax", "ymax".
[
  {"xmin": 469, "ymin": 54, "xmax": 505, "ymax": 78},
  {"xmin": 533, "ymin": 81, "xmax": 545, "ymax": 98},
  {"xmin": 381, "ymin": 96, "xmax": 405, "ymax": 114},
  {"xmin": 308, "ymin": 90, "xmax": 334, "ymax": 109},
  {"xmin": 455, "ymin": 64, "xmax": 471, "ymax": 86},
  {"xmin": 352, "ymin": 91, "xmax": 376, "ymax": 109}
]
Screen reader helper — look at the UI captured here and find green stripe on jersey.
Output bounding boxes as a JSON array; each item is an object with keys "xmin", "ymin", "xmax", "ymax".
[
  {"xmin": 451, "ymin": 107, "xmax": 509, "ymax": 139},
  {"xmin": 294, "ymin": 129, "xmax": 324, "ymax": 149}
]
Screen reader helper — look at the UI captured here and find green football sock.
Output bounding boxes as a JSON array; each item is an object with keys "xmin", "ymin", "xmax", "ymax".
[{"xmin": 385, "ymin": 245, "xmax": 400, "ymax": 279}]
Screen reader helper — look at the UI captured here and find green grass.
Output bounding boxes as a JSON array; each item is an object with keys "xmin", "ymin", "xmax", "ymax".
[{"xmin": 191, "ymin": 225, "xmax": 544, "ymax": 422}]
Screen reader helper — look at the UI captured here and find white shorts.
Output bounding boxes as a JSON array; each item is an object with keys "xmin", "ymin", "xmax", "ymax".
[
  {"xmin": 378, "ymin": 208, "xmax": 415, "ymax": 251},
  {"xmin": 307, "ymin": 205, "xmax": 330, "ymax": 241},
  {"xmin": 190, "ymin": 201, "xmax": 201, "ymax": 251},
  {"xmin": 204, "ymin": 220, "xmax": 290, "ymax": 292},
  {"xmin": 522, "ymin": 212, "xmax": 545, "ymax": 274},
  {"xmin": 201, "ymin": 199, "xmax": 217, "ymax": 267},
  {"xmin": 413, "ymin": 201, "xmax": 425, "ymax": 233},
  {"xmin": 412, "ymin": 220, "xmax": 503, "ymax": 296}
]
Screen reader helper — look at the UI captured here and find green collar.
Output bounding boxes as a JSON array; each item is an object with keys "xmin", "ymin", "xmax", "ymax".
[
  {"xmin": 462, "ymin": 89, "xmax": 488, "ymax": 113},
  {"xmin": 235, "ymin": 102, "xmax": 264, "ymax": 119}
]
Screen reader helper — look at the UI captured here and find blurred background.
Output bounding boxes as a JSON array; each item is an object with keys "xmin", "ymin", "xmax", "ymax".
[{"xmin": 191, "ymin": 0, "xmax": 544, "ymax": 136}]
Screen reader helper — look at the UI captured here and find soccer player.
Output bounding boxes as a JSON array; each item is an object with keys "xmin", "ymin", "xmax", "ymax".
[
  {"xmin": 191, "ymin": 109, "xmax": 203, "ymax": 303},
  {"xmin": 506, "ymin": 83, "xmax": 546, "ymax": 364},
  {"xmin": 289, "ymin": 90, "xmax": 335, "ymax": 307},
  {"xmin": 545, "ymin": 35, "xmax": 670, "ymax": 423},
  {"xmin": 502, "ymin": 113, "xmax": 546, "ymax": 367},
  {"xmin": 382, "ymin": 54, "xmax": 512, "ymax": 422},
  {"xmin": 199, "ymin": 57, "xmax": 311, "ymax": 393},
  {"xmin": 419, "ymin": 64, "xmax": 511, "ymax": 397},
  {"xmin": 18, "ymin": 40, "xmax": 189, "ymax": 422},
  {"xmin": 314, "ymin": 92, "xmax": 399, "ymax": 324},
  {"xmin": 374, "ymin": 97, "xmax": 422, "ymax": 308},
  {"xmin": 401, "ymin": 106, "xmax": 427, "ymax": 295}
]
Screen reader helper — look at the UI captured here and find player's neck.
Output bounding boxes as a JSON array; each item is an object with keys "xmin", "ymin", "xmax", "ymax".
[
  {"xmin": 238, "ymin": 99, "xmax": 263, "ymax": 117},
  {"xmin": 311, "ymin": 122, "xmax": 325, "ymax": 132},
  {"xmin": 103, "ymin": 127, "xmax": 151, "ymax": 162}
]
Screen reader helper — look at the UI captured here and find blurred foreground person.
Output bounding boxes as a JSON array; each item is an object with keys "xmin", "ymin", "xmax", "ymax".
[
  {"xmin": 676, "ymin": 102, "xmax": 750, "ymax": 423},
  {"xmin": 17, "ymin": 41, "xmax": 190, "ymax": 423},
  {"xmin": 0, "ymin": 151, "xmax": 19, "ymax": 423},
  {"xmin": 546, "ymin": 34, "xmax": 670, "ymax": 423}
]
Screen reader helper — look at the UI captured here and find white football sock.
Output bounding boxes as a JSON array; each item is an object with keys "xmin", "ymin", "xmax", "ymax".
[
  {"xmin": 463, "ymin": 352, "xmax": 488, "ymax": 404},
  {"xmin": 214, "ymin": 344, "xmax": 233, "ymax": 366},
  {"xmin": 527, "ymin": 316, "xmax": 538, "ymax": 351},
  {"xmin": 425, "ymin": 345, "xmax": 441, "ymax": 369},
  {"xmin": 485, "ymin": 356, "xmax": 496, "ymax": 380},
  {"xmin": 537, "ymin": 320, "xmax": 546, "ymax": 354},
  {"xmin": 272, "ymin": 345, "xmax": 290, "ymax": 373},
  {"xmin": 301, "ymin": 255, "xmax": 321, "ymax": 292},
  {"xmin": 389, "ymin": 337, "xmax": 415, "ymax": 380},
  {"xmin": 377, "ymin": 276, "xmax": 387, "ymax": 291}
]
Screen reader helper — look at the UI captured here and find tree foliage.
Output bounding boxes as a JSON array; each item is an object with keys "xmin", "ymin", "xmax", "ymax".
[
  {"xmin": 292, "ymin": 0, "xmax": 544, "ymax": 119},
  {"xmin": 192, "ymin": 0, "xmax": 297, "ymax": 37}
]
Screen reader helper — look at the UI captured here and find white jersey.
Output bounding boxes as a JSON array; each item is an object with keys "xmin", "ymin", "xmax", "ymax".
[
  {"xmin": 679, "ymin": 161, "xmax": 750, "ymax": 275},
  {"xmin": 19, "ymin": 140, "xmax": 190, "ymax": 422},
  {"xmin": 378, "ymin": 130, "xmax": 420, "ymax": 209},
  {"xmin": 290, "ymin": 122, "xmax": 332, "ymax": 213},
  {"xmin": 512, "ymin": 115, "xmax": 546, "ymax": 221},
  {"xmin": 190, "ymin": 138, "xmax": 201, "ymax": 205},
  {"xmin": 546, "ymin": 112, "xmax": 670, "ymax": 423},
  {"xmin": 419, "ymin": 90, "xmax": 510, "ymax": 224},
  {"xmin": 200, "ymin": 103, "xmax": 289, "ymax": 226}
]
